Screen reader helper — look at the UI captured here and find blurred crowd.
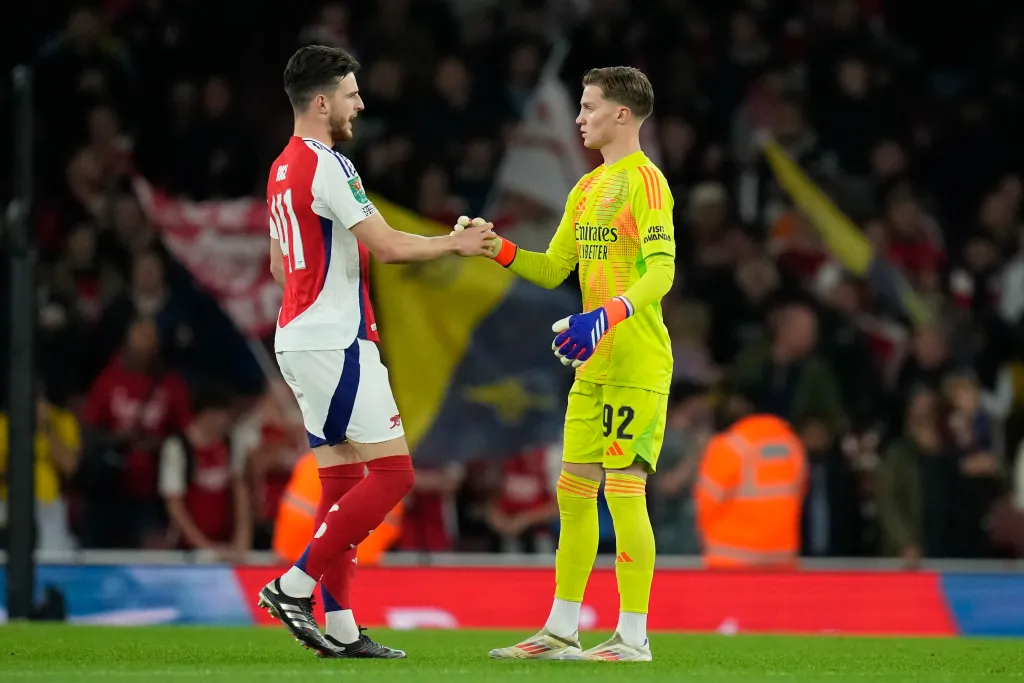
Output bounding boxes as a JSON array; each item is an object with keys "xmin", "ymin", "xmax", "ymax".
[{"xmin": 3, "ymin": 0, "xmax": 1024, "ymax": 566}]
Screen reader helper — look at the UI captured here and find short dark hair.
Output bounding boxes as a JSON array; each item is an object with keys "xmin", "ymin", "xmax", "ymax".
[
  {"xmin": 283, "ymin": 45, "xmax": 360, "ymax": 110},
  {"xmin": 582, "ymin": 66, "xmax": 654, "ymax": 119}
]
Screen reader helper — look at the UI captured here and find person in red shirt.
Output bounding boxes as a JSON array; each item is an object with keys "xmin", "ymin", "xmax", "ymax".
[
  {"xmin": 395, "ymin": 464, "xmax": 464, "ymax": 552},
  {"xmin": 486, "ymin": 446, "xmax": 560, "ymax": 553},
  {"xmin": 159, "ymin": 386, "xmax": 253, "ymax": 562},
  {"xmin": 80, "ymin": 316, "xmax": 191, "ymax": 548}
]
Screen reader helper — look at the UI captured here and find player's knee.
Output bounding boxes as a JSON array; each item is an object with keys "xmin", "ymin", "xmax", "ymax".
[
  {"xmin": 394, "ymin": 466, "xmax": 415, "ymax": 498},
  {"xmin": 365, "ymin": 453, "xmax": 415, "ymax": 499},
  {"xmin": 561, "ymin": 460, "xmax": 603, "ymax": 484},
  {"xmin": 605, "ymin": 460, "xmax": 649, "ymax": 481}
]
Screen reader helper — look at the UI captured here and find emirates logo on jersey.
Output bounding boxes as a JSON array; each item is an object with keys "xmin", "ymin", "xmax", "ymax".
[{"xmin": 389, "ymin": 414, "xmax": 402, "ymax": 429}]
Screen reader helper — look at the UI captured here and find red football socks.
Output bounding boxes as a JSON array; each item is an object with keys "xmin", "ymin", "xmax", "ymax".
[
  {"xmin": 300, "ymin": 455, "xmax": 414, "ymax": 583},
  {"xmin": 316, "ymin": 463, "xmax": 365, "ymax": 611}
]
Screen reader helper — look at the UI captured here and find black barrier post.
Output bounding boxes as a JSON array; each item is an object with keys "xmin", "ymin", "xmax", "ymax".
[{"xmin": 6, "ymin": 64, "xmax": 37, "ymax": 621}]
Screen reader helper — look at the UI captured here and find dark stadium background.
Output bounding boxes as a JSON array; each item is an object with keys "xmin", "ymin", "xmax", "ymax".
[{"xmin": 4, "ymin": 0, "xmax": 1024, "ymax": 573}]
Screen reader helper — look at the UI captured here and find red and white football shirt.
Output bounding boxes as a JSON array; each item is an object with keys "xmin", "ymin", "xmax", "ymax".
[{"xmin": 266, "ymin": 136, "xmax": 379, "ymax": 352}]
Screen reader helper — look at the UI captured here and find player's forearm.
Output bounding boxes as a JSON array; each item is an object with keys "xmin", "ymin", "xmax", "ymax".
[
  {"xmin": 620, "ymin": 253, "xmax": 675, "ymax": 313},
  {"xmin": 502, "ymin": 246, "xmax": 575, "ymax": 289},
  {"xmin": 376, "ymin": 232, "xmax": 458, "ymax": 264},
  {"xmin": 232, "ymin": 478, "xmax": 254, "ymax": 550},
  {"xmin": 376, "ymin": 232, "xmax": 456, "ymax": 264},
  {"xmin": 166, "ymin": 497, "xmax": 215, "ymax": 550},
  {"xmin": 516, "ymin": 500, "xmax": 559, "ymax": 528}
]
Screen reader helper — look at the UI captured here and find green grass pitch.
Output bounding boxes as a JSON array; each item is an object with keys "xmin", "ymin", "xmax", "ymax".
[{"xmin": 1, "ymin": 624, "xmax": 1022, "ymax": 682}]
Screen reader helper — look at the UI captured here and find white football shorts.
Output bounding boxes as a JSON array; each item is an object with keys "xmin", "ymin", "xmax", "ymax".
[{"xmin": 276, "ymin": 339, "xmax": 405, "ymax": 447}]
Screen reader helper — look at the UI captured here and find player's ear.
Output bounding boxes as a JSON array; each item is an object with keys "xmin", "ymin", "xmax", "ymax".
[{"xmin": 617, "ymin": 106, "xmax": 630, "ymax": 125}]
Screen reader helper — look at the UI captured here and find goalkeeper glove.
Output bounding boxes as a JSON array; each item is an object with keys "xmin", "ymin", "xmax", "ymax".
[
  {"xmin": 551, "ymin": 297, "xmax": 633, "ymax": 367},
  {"xmin": 453, "ymin": 216, "xmax": 517, "ymax": 265}
]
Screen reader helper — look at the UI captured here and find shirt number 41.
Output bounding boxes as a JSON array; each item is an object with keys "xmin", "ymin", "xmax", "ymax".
[{"xmin": 270, "ymin": 189, "xmax": 306, "ymax": 272}]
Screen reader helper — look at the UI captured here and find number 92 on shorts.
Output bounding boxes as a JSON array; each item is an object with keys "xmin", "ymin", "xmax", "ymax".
[{"xmin": 562, "ymin": 379, "xmax": 668, "ymax": 472}]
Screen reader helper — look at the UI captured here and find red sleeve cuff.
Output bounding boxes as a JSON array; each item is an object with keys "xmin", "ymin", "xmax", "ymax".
[
  {"xmin": 605, "ymin": 297, "xmax": 631, "ymax": 325},
  {"xmin": 494, "ymin": 238, "xmax": 517, "ymax": 267}
]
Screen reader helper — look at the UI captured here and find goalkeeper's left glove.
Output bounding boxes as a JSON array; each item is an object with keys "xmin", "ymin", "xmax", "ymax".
[
  {"xmin": 453, "ymin": 216, "xmax": 516, "ymax": 265},
  {"xmin": 551, "ymin": 296, "xmax": 633, "ymax": 368}
]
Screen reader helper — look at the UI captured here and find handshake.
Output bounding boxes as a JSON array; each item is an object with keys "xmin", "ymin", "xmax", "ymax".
[
  {"xmin": 450, "ymin": 215, "xmax": 501, "ymax": 259},
  {"xmin": 451, "ymin": 216, "xmax": 609, "ymax": 370}
]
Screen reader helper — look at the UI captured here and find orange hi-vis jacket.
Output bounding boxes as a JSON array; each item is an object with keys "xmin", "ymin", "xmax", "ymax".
[
  {"xmin": 694, "ymin": 414, "xmax": 807, "ymax": 569},
  {"xmin": 273, "ymin": 452, "xmax": 404, "ymax": 566}
]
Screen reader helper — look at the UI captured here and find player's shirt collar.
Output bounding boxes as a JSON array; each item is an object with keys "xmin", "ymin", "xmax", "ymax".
[{"xmin": 602, "ymin": 150, "xmax": 648, "ymax": 172}]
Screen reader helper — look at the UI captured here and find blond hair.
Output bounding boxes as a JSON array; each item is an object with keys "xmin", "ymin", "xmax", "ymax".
[{"xmin": 581, "ymin": 66, "xmax": 654, "ymax": 119}]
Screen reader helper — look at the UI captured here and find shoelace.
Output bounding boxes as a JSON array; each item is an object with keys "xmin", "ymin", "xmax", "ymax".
[
  {"xmin": 296, "ymin": 595, "xmax": 318, "ymax": 626},
  {"xmin": 356, "ymin": 626, "xmax": 390, "ymax": 654}
]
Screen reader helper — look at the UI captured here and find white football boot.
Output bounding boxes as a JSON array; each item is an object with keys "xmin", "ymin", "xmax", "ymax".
[
  {"xmin": 489, "ymin": 627, "xmax": 583, "ymax": 660},
  {"xmin": 561, "ymin": 631, "xmax": 652, "ymax": 661}
]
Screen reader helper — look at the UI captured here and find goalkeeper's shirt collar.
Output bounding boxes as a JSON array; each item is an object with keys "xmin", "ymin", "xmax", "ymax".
[{"xmin": 602, "ymin": 150, "xmax": 648, "ymax": 172}]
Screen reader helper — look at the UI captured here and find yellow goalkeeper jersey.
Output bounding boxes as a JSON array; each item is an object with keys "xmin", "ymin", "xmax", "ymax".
[{"xmin": 549, "ymin": 151, "xmax": 675, "ymax": 394}]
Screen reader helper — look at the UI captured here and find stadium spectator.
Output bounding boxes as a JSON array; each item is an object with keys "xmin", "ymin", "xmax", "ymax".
[
  {"xmin": 233, "ymin": 382, "xmax": 308, "ymax": 550},
  {"xmin": 0, "ymin": 390, "xmax": 81, "ymax": 552},
  {"xmin": 484, "ymin": 446, "xmax": 559, "ymax": 553},
  {"xmin": 878, "ymin": 388, "xmax": 953, "ymax": 567},
  {"xmin": 649, "ymin": 381, "xmax": 712, "ymax": 555},
  {"xmin": 78, "ymin": 316, "xmax": 191, "ymax": 548},
  {"xmin": 396, "ymin": 463, "xmax": 465, "ymax": 553},
  {"xmin": 94, "ymin": 250, "xmax": 195, "ymax": 381},
  {"xmin": 816, "ymin": 270, "xmax": 886, "ymax": 432},
  {"xmin": 943, "ymin": 372, "xmax": 1007, "ymax": 558},
  {"xmin": 799, "ymin": 414, "xmax": 864, "ymax": 558},
  {"xmin": 159, "ymin": 386, "xmax": 252, "ymax": 561},
  {"xmin": 5, "ymin": 0, "xmax": 1024, "ymax": 560},
  {"xmin": 731, "ymin": 301, "xmax": 845, "ymax": 438},
  {"xmin": 695, "ymin": 411, "xmax": 807, "ymax": 569}
]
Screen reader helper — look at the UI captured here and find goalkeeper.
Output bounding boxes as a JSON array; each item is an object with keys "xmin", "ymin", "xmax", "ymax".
[{"xmin": 463, "ymin": 67, "xmax": 674, "ymax": 663}]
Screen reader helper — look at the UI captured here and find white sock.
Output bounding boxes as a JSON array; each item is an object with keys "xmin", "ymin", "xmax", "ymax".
[
  {"xmin": 617, "ymin": 611, "xmax": 647, "ymax": 647},
  {"xmin": 325, "ymin": 608, "xmax": 360, "ymax": 644},
  {"xmin": 278, "ymin": 566, "xmax": 316, "ymax": 598},
  {"xmin": 544, "ymin": 598, "xmax": 581, "ymax": 638}
]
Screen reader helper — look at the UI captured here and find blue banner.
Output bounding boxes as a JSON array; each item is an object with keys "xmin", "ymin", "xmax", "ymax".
[
  {"xmin": 0, "ymin": 565, "xmax": 250, "ymax": 625},
  {"xmin": 941, "ymin": 574, "xmax": 1024, "ymax": 637}
]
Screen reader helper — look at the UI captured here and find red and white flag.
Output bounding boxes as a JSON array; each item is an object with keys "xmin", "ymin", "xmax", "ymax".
[
  {"xmin": 485, "ymin": 45, "xmax": 662, "ymax": 251},
  {"xmin": 132, "ymin": 177, "xmax": 281, "ymax": 338}
]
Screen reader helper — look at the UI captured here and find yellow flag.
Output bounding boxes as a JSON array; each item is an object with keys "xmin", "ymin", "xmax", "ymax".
[
  {"xmin": 762, "ymin": 140, "xmax": 931, "ymax": 326},
  {"xmin": 762, "ymin": 140, "xmax": 873, "ymax": 275},
  {"xmin": 368, "ymin": 196, "xmax": 514, "ymax": 449}
]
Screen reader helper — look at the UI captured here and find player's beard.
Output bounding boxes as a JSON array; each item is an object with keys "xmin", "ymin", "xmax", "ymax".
[{"xmin": 329, "ymin": 114, "xmax": 353, "ymax": 143}]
